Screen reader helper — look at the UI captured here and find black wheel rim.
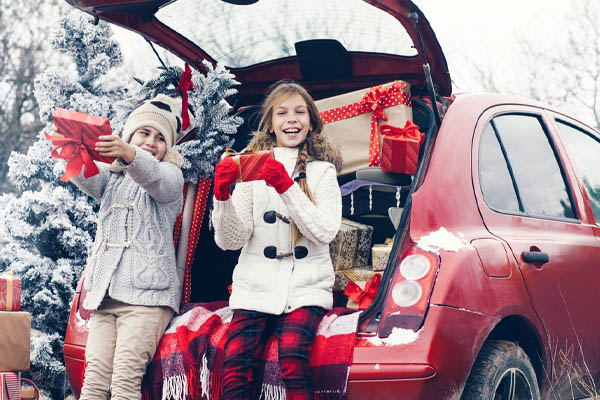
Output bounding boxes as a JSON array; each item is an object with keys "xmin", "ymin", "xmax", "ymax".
[{"xmin": 493, "ymin": 367, "xmax": 534, "ymax": 400}]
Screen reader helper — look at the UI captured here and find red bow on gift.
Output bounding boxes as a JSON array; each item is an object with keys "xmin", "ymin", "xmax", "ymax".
[
  {"xmin": 176, "ymin": 63, "xmax": 195, "ymax": 131},
  {"xmin": 45, "ymin": 109, "xmax": 115, "ymax": 182},
  {"xmin": 380, "ymin": 120, "xmax": 424, "ymax": 143},
  {"xmin": 343, "ymin": 274, "xmax": 382, "ymax": 310}
]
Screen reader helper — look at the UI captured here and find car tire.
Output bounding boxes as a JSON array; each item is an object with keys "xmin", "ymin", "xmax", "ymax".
[{"xmin": 462, "ymin": 339, "xmax": 540, "ymax": 400}]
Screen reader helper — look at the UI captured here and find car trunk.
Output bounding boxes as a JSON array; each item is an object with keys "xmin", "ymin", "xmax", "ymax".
[{"xmin": 66, "ymin": 0, "xmax": 451, "ymax": 335}]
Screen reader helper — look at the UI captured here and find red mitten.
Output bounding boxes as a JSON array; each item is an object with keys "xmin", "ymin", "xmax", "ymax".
[
  {"xmin": 260, "ymin": 158, "xmax": 294, "ymax": 194},
  {"xmin": 213, "ymin": 158, "xmax": 240, "ymax": 201}
]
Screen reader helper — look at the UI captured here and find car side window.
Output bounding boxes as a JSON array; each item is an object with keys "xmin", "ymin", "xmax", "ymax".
[
  {"xmin": 479, "ymin": 123, "xmax": 520, "ymax": 212},
  {"xmin": 479, "ymin": 114, "xmax": 576, "ymax": 220},
  {"xmin": 555, "ymin": 121, "xmax": 600, "ymax": 224}
]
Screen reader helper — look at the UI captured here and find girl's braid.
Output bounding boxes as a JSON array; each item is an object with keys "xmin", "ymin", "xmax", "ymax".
[{"xmin": 292, "ymin": 137, "xmax": 315, "ymax": 244}]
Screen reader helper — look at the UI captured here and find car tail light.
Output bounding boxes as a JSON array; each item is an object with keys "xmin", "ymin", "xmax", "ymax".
[{"xmin": 379, "ymin": 248, "xmax": 439, "ymax": 336}]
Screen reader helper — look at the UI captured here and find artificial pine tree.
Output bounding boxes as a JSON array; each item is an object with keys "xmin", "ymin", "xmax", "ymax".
[{"xmin": 0, "ymin": 10, "xmax": 240, "ymax": 399}]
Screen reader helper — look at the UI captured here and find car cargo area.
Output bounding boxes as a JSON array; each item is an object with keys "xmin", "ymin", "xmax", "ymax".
[{"xmin": 187, "ymin": 96, "xmax": 435, "ymax": 308}]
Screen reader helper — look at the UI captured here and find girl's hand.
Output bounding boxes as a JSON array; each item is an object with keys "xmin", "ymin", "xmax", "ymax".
[
  {"xmin": 213, "ymin": 157, "xmax": 240, "ymax": 201},
  {"xmin": 260, "ymin": 158, "xmax": 294, "ymax": 194},
  {"xmin": 95, "ymin": 135, "xmax": 136, "ymax": 164}
]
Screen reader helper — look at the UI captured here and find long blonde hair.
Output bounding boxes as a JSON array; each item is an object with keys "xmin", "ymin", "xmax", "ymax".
[{"xmin": 250, "ymin": 81, "xmax": 341, "ymax": 243}]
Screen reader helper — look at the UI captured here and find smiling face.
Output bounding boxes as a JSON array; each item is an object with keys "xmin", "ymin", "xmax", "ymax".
[
  {"xmin": 271, "ymin": 93, "xmax": 312, "ymax": 148},
  {"xmin": 129, "ymin": 126, "xmax": 168, "ymax": 160}
]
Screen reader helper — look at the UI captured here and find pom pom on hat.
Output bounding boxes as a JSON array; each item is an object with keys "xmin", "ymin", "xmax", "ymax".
[{"xmin": 122, "ymin": 94, "xmax": 195, "ymax": 148}]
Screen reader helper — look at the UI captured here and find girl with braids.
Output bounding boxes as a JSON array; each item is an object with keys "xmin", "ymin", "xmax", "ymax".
[{"xmin": 211, "ymin": 80, "xmax": 342, "ymax": 399}]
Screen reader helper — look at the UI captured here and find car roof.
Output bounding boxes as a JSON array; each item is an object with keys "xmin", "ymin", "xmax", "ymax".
[{"xmin": 65, "ymin": 0, "xmax": 451, "ymax": 104}]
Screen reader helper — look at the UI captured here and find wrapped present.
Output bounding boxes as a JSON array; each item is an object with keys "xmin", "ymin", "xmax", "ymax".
[
  {"xmin": 0, "ymin": 271, "xmax": 21, "ymax": 311},
  {"xmin": 380, "ymin": 121, "xmax": 424, "ymax": 175},
  {"xmin": 333, "ymin": 266, "xmax": 375, "ymax": 291},
  {"xmin": 343, "ymin": 273, "xmax": 382, "ymax": 310},
  {"xmin": 316, "ymin": 81, "xmax": 412, "ymax": 175},
  {"xmin": 341, "ymin": 219, "xmax": 373, "ymax": 267},
  {"xmin": 372, "ymin": 238, "xmax": 394, "ymax": 271},
  {"xmin": 329, "ymin": 219, "xmax": 373, "ymax": 270},
  {"xmin": 222, "ymin": 149, "xmax": 273, "ymax": 183},
  {"xmin": 0, "ymin": 312, "xmax": 31, "ymax": 371},
  {"xmin": 0, "ymin": 372, "xmax": 19, "ymax": 400},
  {"xmin": 329, "ymin": 221, "xmax": 357, "ymax": 270},
  {"xmin": 45, "ymin": 108, "xmax": 115, "ymax": 182}
]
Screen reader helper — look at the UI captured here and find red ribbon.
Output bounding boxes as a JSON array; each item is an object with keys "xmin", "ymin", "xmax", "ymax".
[
  {"xmin": 380, "ymin": 120, "xmax": 424, "ymax": 143},
  {"xmin": 176, "ymin": 63, "xmax": 194, "ymax": 131},
  {"xmin": 320, "ymin": 81, "xmax": 411, "ymax": 167},
  {"xmin": 343, "ymin": 274, "xmax": 382, "ymax": 310},
  {"xmin": 45, "ymin": 132, "xmax": 100, "ymax": 182}
]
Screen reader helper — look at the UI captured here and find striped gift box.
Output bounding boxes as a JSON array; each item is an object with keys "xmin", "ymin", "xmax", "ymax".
[
  {"xmin": 0, "ymin": 271, "xmax": 21, "ymax": 311},
  {"xmin": 0, "ymin": 372, "xmax": 20, "ymax": 400}
]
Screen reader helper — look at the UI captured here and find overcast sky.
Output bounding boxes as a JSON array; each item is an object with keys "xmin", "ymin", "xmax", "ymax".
[{"xmin": 114, "ymin": 0, "xmax": 571, "ymax": 92}]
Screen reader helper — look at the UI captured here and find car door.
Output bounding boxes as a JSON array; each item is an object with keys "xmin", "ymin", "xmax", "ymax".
[{"xmin": 473, "ymin": 106, "xmax": 600, "ymax": 398}]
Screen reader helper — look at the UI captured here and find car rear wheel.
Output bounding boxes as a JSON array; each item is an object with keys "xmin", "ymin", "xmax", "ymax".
[{"xmin": 462, "ymin": 339, "xmax": 540, "ymax": 400}]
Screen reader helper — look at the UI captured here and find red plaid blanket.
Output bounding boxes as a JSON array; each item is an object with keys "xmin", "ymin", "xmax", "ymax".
[{"xmin": 142, "ymin": 302, "xmax": 360, "ymax": 400}]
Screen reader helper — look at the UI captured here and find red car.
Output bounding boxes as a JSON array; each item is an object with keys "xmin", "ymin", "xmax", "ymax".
[{"xmin": 63, "ymin": 0, "xmax": 600, "ymax": 399}]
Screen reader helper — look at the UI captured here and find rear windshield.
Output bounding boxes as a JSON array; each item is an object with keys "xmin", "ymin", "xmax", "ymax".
[{"xmin": 155, "ymin": 0, "xmax": 417, "ymax": 68}]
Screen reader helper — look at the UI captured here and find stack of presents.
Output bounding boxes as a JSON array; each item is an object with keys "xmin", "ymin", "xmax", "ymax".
[
  {"xmin": 0, "ymin": 272, "xmax": 37, "ymax": 400},
  {"xmin": 317, "ymin": 80, "xmax": 425, "ymax": 309}
]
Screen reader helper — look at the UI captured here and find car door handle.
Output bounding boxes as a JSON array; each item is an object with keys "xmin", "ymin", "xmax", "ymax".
[{"xmin": 521, "ymin": 251, "xmax": 549, "ymax": 265}]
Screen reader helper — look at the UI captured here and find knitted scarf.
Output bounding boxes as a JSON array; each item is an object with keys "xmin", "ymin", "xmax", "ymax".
[{"xmin": 141, "ymin": 302, "xmax": 360, "ymax": 400}]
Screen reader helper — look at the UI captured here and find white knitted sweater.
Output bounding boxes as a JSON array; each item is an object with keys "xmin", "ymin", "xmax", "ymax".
[
  {"xmin": 73, "ymin": 147, "xmax": 184, "ymax": 312},
  {"xmin": 212, "ymin": 147, "xmax": 342, "ymax": 314}
]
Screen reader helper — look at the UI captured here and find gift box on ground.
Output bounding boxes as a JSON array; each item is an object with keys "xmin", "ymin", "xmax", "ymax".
[
  {"xmin": 343, "ymin": 272, "xmax": 382, "ymax": 311},
  {"xmin": 316, "ymin": 81, "xmax": 412, "ymax": 175},
  {"xmin": 380, "ymin": 121, "xmax": 424, "ymax": 175},
  {"xmin": 222, "ymin": 149, "xmax": 273, "ymax": 183},
  {"xmin": 0, "ymin": 272, "xmax": 21, "ymax": 311},
  {"xmin": 0, "ymin": 312, "xmax": 31, "ymax": 371},
  {"xmin": 329, "ymin": 219, "xmax": 373, "ymax": 270},
  {"xmin": 372, "ymin": 238, "xmax": 394, "ymax": 271},
  {"xmin": 46, "ymin": 108, "xmax": 116, "ymax": 182},
  {"xmin": 0, "ymin": 372, "xmax": 19, "ymax": 400}
]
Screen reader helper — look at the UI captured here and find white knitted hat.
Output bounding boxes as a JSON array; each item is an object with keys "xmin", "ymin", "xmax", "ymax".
[{"xmin": 122, "ymin": 94, "xmax": 186, "ymax": 148}]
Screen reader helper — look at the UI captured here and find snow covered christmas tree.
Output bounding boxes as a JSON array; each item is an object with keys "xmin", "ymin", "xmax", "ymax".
[{"xmin": 0, "ymin": 11, "xmax": 240, "ymax": 399}]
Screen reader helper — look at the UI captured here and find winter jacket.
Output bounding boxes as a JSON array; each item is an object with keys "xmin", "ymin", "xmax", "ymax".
[
  {"xmin": 73, "ymin": 147, "xmax": 184, "ymax": 313},
  {"xmin": 212, "ymin": 147, "xmax": 342, "ymax": 314}
]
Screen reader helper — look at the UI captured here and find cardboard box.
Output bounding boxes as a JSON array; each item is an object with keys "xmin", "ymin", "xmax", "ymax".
[
  {"xmin": 316, "ymin": 81, "xmax": 412, "ymax": 175},
  {"xmin": 0, "ymin": 272, "xmax": 21, "ymax": 311},
  {"xmin": 0, "ymin": 312, "xmax": 31, "ymax": 371}
]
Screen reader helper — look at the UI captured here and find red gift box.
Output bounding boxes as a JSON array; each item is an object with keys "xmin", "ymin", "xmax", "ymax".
[
  {"xmin": 0, "ymin": 271, "xmax": 21, "ymax": 311},
  {"xmin": 380, "ymin": 121, "xmax": 424, "ymax": 175},
  {"xmin": 45, "ymin": 108, "xmax": 116, "ymax": 182},
  {"xmin": 223, "ymin": 150, "xmax": 273, "ymax": 183}
]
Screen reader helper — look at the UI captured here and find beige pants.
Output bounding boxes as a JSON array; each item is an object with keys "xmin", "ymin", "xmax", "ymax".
[{"xmin": 80, "ymin": 297, "xmax": 174, "ymax": 400}]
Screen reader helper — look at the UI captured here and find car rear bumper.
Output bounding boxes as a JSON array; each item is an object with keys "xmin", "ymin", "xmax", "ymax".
[{"xmin": 347, "ymin": 304, "xmax": 499, "ymax": 399}]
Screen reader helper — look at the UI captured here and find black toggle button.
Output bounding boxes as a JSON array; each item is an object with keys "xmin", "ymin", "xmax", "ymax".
[
  {"xmin": 294, "ymin": 246, "xmax": 308, "ymax": 259},
  {"xmin": 263, "ymin": 210, "xmax": 290, "ymax": 224},
  {"xmin": 264, "ymin": 246, "xmax": 304, "ymax": 259},
  {"xmin": 264, "ymin": 246, "xmax": 277, "ymax": 259}
]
